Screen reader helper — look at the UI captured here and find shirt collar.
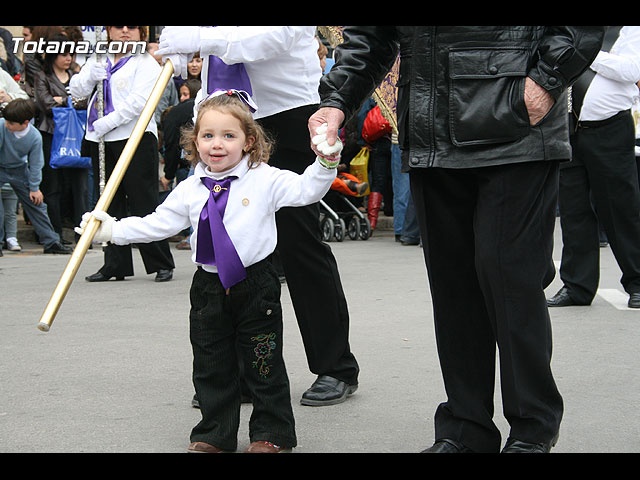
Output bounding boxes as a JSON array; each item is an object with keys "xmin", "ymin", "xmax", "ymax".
[{"xmin": 195, "ymin": 154, "xmax": 251, "ymax": 181}]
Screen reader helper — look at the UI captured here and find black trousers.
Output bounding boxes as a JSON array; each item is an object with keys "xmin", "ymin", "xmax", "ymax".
[
  {"xmin": 258, "ymin": 105, "xmax": 359, "ymax": 385},
  {"xmin": 88, "ymin": 133, "xmax": 174, "ymax": 277},
  {"xmin": 410, "ymin": 160, "xmax": 563, "ymax": 453},
  {"xmin": 189, "ymin": 260, "xmax": 296, "ymax": 451},
  {"xmin": 558, "ymin": 110, "xmax": 640, "ymax": 303}
]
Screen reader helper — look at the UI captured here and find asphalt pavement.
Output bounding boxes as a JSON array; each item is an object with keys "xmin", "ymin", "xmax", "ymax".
[{"xmin": 1, "ymin": 214, "xmax": 639, "ymax": 453}]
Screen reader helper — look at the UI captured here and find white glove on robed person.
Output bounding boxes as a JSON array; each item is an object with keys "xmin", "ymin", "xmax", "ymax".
[
  {"xmin": 74, "ymin": 210, "xmax": 115, "ymax": 243},
  {"xmin": 91, "ymin": 113, "xmax": 119, "ymax": 139},
  {"xmin": 87, "ymin": 61, "xmax": 107, "ymax": 84},
  {"xmin": 156, "ymin": 26, "xmax": 201, "ymax": 78}
]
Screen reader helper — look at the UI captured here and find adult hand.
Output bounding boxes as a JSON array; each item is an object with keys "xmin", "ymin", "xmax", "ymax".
[
  {"xmin": 0, "ymin": 89, "xmax": 11, "ymax": 103},
  {"xmin": 308, "ymin": 107, "xmax": 345, "ymax": 157},
  {"xmin": 524, "ymin": 77, "xmax": 555, "ymax": 126},
  {"xmin": 29, "ymin": 190, "xmax": 43, "ymax": 205}
]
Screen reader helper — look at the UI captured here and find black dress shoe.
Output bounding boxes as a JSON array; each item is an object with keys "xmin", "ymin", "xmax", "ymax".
[
  {"xmin": 300, "ymin": 375, "xmax": 358, "ymax": 406},
  {"xmin": 155, "ymin": 269, "xmax": 173, "ymax": 282},
  {"xmin": 421, "ymin": 439, "xmax": 474, "ymax": 453},
  {"xmin": 546, "ymin": 287, "xmax": 588, "ymax": 307},
  {"xmin": 628, "ymin": 292, "xmax": 640, "ymax": 308},
  {"xmin": 501, "ymin": 433, "xmax": 558, "ymax": 453},
  {"xmin": 43, "ymin": 242, "xmax": 72, "ymax": 254},
  {"xmin": 85, "ymin": 272, "xmax": 125, "ymax": 282}
]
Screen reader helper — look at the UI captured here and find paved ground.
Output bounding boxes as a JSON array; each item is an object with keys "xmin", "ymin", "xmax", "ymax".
[{"xmin": 1, "ymin": 214, "xmax": 639, "ymax": 453}]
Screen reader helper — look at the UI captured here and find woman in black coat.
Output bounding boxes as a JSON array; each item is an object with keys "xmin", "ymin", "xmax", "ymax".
[{"xmin": 34, "ymin": 33, "xmax": 88, "ymax": 243}]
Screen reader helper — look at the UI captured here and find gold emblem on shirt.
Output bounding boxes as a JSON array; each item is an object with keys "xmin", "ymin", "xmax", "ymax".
[{"xmin": 242, "ymin": 198, "xmax": 250, "ymax": 206}]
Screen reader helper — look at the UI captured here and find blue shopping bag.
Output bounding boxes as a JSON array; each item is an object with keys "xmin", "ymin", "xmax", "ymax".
[{"xmin": 50, "ymin": 97, "xmax": 91, "ymax": 169}]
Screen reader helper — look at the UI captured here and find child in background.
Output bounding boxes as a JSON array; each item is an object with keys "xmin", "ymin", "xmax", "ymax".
[
  {"xmin": 0, "ymin": 98, "xmax": 71, "ymax": 256},
  {"xmin": 76, "ymin": 92, "xmax": 341, "ymax": 453}
]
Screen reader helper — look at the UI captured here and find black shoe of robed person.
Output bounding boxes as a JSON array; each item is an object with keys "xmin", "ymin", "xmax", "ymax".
[
  {"xmin": 85, "ymin": 272, "xmax": 125, "ymax": 282},
  {"xmin": 421, "ymin": 439, "xmax": 474, "ymax": 453},
  {"xmin": 300, "ymin": 375, "xmax": 358, "ymax": 406},
  {"xmin": 546, "ymin": 287, "xmax": 589, "ymax": 307},
  {"xmin": 155, "ymin": 269, "xmax": 173, "ymax": 282}
]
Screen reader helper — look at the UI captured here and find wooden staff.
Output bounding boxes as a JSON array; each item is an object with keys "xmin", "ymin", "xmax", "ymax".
[{"xmin": 37, "ymin": 59, "xmax": 174, "ymax": 332}]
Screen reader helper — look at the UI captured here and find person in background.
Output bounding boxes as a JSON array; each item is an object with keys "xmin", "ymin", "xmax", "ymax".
[
  {"xmin": 34, "ymin": 33, "xmax": 88, "ymax": 244},
  {"xmin": 156, "ymin": 25, "xmax": 360, "ymax": 406},
  {"xmin": 547, "ymin": 26, "xmax": 640, "ymax": 309},
  {"xmin": 69, "ymin": 25, "xmax": 174, "ymax": 283},
  {"xmin": 0, "ymin": 98, "xmax": 71, "ymax": 256}
]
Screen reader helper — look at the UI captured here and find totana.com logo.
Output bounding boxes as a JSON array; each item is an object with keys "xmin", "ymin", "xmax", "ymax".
[{"xmin": 13, "ymin": 38, "xmax": 147, "ymax": 55}]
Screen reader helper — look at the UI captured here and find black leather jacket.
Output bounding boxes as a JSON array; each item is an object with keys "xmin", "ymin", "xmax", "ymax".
[{"xmin": 320, "ymin": 26, "xmax": 605, "ymax": 170}]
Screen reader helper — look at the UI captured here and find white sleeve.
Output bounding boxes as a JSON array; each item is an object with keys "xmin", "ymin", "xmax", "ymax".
[
  {"xmin": 69, "ymin": 56, "xmax": 99, "ymax": 99},
  {"xmin": 111, "ymin": 181, "xmax": 191, "ymax": 245},
  {"xmin": 265, "ymin": 159, "xmax": 336, "ymax": 212},
  {"xmin": 199, "ymin": 26, "xmax": 315, "ymax": 64}
]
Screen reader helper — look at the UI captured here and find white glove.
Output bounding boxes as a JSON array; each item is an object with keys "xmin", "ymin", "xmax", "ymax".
[
  {"xmin": 91, "ymin": 113, "xmax": 118, "ymax": 138},
  {"xmin": 156, "ymin": 26, "xmax": 201, "ymax": 56},
  {"xmin": 87, "ymin": 61, "xmax": 108, "ymax": 83},
  {"xmin": 74, "ymin": 210, "xmax": 115, "ymax": 243},
  {"xmin": 312, "ymin": 123, "xmax": 343, "ymax": 157},
  {"xmin": 164, "ymin": 53, "xmax": 191, "ymax": 80}
]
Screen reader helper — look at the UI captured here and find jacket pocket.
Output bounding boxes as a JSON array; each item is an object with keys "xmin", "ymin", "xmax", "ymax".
[{"xmin": 448, "ymin": 47, "xmax": 530, "ymax": 146}]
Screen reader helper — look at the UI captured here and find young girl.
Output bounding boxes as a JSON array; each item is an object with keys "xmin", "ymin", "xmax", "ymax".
[{"xmin": 76, "ymin": 92, "xmax": 341, "ymax": 453}]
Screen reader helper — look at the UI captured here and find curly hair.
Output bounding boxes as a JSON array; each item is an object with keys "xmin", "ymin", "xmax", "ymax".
[{"xmin": 180, "ymin": 94, "xmax": 273, "ymax": 169}]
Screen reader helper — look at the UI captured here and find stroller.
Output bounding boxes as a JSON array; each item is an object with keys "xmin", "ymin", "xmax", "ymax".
[{"xmin": 319, "ymin": 174, "xmax": 372, "ymax": 242}]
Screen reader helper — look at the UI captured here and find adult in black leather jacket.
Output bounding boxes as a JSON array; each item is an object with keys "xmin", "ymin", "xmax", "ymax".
[{"xmin": 310, "ymin": 26, "xmax": 605, "ymax": 453}]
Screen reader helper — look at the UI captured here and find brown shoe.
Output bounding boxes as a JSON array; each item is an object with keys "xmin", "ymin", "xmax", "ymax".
[
  {"xmin": 187, "ymin": 441, "xmax": 225, "ymax": 453},
  {"xmin": 244, "ymin": 441, "xmax": 292, "ymax": 453}
]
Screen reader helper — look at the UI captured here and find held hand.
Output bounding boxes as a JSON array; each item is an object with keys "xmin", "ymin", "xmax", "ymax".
[
  {"xmin": 312, "ymin": 123, "xmax": 343, "ymax": 169},
  {"xmin": 524, "ymin": 77, "xmax": 555, "ymax": 126},
  {"xmin": 308, "ymin": 107, "xmax": 345, "ymax": 157},
  {"xmin": 74, "ymin": 210, "xmax": 115, "ymax": 243}
]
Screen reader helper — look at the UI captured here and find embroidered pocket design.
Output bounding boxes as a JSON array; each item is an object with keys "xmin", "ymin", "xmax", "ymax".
[{"xmin": 251, "ymin": 332, "xmax": 276, "ymax": 378}]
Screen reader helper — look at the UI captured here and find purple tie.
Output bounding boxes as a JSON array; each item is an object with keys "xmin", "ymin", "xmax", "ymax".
[
  {"xmin": 196, "ymin": 176, "xmax": 246, "ymax": 290},
  {"xmin": 88, "ymin": 56, "xmax": 132, "ymax": 131}
]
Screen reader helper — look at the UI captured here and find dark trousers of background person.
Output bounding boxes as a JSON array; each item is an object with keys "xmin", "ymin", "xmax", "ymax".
[
  {"xmin": 410, "ymin": 160, "xmax": 564, "ymax": 453},
  {"xmin": 40, "ymin": 131, "xmax": 89, "ymax": 242},
  {"xmin": 88, "ymin": 132, "xmax": 174, "ymax": 278},
  {"xmin": 258, "ymin": 105, "xmax": 359, "ymax": 386},
  {"xmin": 189, "ymin": 261, "xmax": 297, "ymax": 451},
  {"xmin": 558, "ymin": 110, "xmax": 640, "ymax": 304}
]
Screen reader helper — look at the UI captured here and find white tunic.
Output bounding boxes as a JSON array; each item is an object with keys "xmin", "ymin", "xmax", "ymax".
[
  {"xmin": 195, "ymin": 26, "xmax": 322, "ymax": 119},
  {"xmin": 69, "ymin": 52, "xmax": 161, "ymax": 142}
]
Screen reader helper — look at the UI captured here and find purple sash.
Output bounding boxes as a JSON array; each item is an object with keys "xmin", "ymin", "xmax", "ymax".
[{"xmin": 87, "ymin": 56, "xmax": 132, "ymax": 131}]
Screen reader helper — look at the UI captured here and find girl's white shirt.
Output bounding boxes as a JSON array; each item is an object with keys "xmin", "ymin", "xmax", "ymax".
[{"xmin": 111, "ymin": 155, "xmax": 336, "ymax": 272}]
